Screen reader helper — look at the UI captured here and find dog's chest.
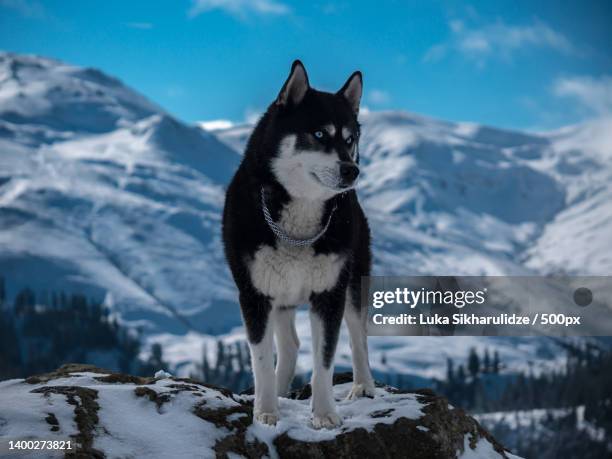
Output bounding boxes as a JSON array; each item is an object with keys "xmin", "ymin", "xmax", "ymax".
[{"xmin": 249, "ymin": 199, "xmax": 345, "ymax": 307}]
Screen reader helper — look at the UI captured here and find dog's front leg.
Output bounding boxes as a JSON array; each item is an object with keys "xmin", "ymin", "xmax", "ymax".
[
  {"xmin": 309, "ymin": 287, "xmax": 345, "ymax": 429},
  {"xmin": 274, "ymin": 307, "xmax": 300, "ymax": 396},
  {"xmin": 240, "ymin": 292, "xmax": 278, "ymax": 425},
  {"xmin": 344, "ymin": 293, "xmax": 376, "ymax": 400}
]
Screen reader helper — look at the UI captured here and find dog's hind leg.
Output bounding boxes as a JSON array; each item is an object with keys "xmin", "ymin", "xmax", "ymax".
[
  {"xmin": 273, "ymin": 306, "xmax": 300, "ymax": 396},
  {"xmin": 309, "ymin": 287, "xmax": 345, "ymax": 429},
  {"xmin": 344, "ymin": 288, "xmax": 375, "ymax": 400},
  {"xmin": 240, "ymin": 291, "xmax": 278, "ymax": 425}
]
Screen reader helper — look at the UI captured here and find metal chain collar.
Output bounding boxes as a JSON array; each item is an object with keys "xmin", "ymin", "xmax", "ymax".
[{"xmin": 260, "ymin": 187, "xmax": 337, "ymax": 247}]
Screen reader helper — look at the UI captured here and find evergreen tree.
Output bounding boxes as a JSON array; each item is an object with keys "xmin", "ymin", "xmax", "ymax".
[
  {"xmin": 1, "ymin": 280, "xmax": 144, "ymax": 379},
  {"xmin": 201, "ymin": 343, "xmax": 210, "ymax": 382},
  {"xmin": 468, "ymin": 347, "xmax": 480, "ymax": 378},
  {"xmin": 148, "ymin": 343, "xmax": 167, "ymax": 372},
  {"xmin": 483, "ymin": 348, "xmax": 491, "ymax": 373},
  {"xmin": 457, "ymin": 364, "xmax": 466, "ymax": 382},
  {"xmin": 446, "ymin": 357, "xmax": 455, "ymax": 382},
  {"xmin": 14, "ymin": 287, "xmax": 35, "ymax": 314},
  {"xmin": 493, "ymin": 350, "xmax": 500, "ymax": 374}
]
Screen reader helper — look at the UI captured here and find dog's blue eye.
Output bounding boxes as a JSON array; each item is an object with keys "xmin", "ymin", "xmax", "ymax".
[
  {"xmin": 314, "ymin": 130, "xmax": 324, "ymax": 139},
  {"xmin": 346, "ymin": 135, "xmax": 353, "ymax": 145}
]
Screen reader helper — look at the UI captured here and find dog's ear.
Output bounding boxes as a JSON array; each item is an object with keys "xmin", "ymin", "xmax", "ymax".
[
  {"xmin": 276, "ymin": 60, "xmax": 310, "ymax": 107},
  {"xmin": 337, "ymin": 71, "xmax": 362, "ymax": 114}
]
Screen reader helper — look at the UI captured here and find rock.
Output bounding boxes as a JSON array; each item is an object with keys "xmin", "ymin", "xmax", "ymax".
[{"xmin": 0, "ymin": 364, "xmax": 521, "ymax": 458}]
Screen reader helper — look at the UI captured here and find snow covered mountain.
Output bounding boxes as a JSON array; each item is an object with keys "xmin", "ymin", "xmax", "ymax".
[
  {"xmin": 215, "ymin": 112, "xmax": 612, "ymax": 277},
  {"xmin": 1, "ymin": 51, "xmax": 611, "ymax": 380},
  {"xmin": 0, "ymin": 52, "xmax": 241, "ymax": 334}
]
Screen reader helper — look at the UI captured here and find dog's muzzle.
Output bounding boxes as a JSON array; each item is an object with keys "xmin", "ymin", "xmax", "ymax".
[{"xmin": 339, "ymin": 162, "xmax": 360, "ymax": 187}]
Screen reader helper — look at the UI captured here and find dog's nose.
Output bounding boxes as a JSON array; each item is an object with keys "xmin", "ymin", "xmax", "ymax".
[{"xmin": 339, "ymin": 163, "xmax": 360, "ymax": 182}]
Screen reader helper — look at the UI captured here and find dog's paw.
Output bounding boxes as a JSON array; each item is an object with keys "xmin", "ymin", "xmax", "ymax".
[
  {"xmin": 254, "ymin": 411, "xmax": 279, "ymax": 426},
  {"xmin": 312, "ymin": 412, "xmax": 342, "ymax": 429},
  {"xmin": 345, "ymin": 382, "xmax": 376, "ymax": 400}
]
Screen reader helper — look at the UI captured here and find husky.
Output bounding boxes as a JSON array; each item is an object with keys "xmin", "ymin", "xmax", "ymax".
[{"xmin": 222, "ymin": 60, "xmax": 374, "ymax": 429}]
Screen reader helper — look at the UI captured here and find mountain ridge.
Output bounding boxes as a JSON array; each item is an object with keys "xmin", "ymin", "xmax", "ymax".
[{"xmin": 1, "ymin": 51, "xmax": 610, "ymax": 381}]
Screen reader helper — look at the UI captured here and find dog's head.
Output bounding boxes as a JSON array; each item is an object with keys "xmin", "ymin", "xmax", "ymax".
[{"xmin": 265, "ymin": 60, "xmax": 362, "ymax": 200}]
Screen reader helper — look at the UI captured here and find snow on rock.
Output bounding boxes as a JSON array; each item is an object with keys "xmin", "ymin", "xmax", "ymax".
[
  {"xmin": 154, "ymin": 370, "xmax": 173, "ymax": 379},
  {"xmin": 0, "ymin": 364, "xmax": 521, "ymax": 458},
  {"xmin": 459, "ymin": 435, "xmax": 521, "ymax": 459}
]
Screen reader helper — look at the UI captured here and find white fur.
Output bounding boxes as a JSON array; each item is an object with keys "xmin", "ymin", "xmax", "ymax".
[
  {"xmin": 250, "ymin": 320, "xmax": 278, "ymax": 425},
  {"xmin": 273, "ymin": 307, "xmax": 300, "ymax": 396},
  {"xmin": 344, "ymin": 289, "xmax": 375, "ymax": 399},
  {"xmin": 249, "ymin": 244, "xmax": 346, "ymax": 308},
  {"xmin": 275, "ymin": 195, "xmax": 326, "ymax": 239},
  {"xmin": 310, "ymin": 310, "xmax": 342, "ymax": 428},
  {"xmin": 324, "ymin": 124, "xmax": 336, "ymax": 136},
  {"xmin": 271, "ymin": 135, "xmax": 344, "ymax": 200},
  {"xmin": 249, "ymin": 187, "xmax": 346, "ymax": 308},
  {"xmin": 341, "ymin": 126, "xmax": 351, "ymax": 139}
]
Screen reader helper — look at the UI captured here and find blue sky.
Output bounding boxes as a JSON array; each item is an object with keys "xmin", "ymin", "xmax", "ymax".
[{"xmin": 1, "ymin": 0, "xmax": 611, "ymax": 130}]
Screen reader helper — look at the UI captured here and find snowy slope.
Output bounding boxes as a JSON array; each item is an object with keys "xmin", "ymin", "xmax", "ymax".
[
  {"xmin": 524, "ymin": 117, "xmax": 612, "ymax": 275},
  {"xmin": 0, "ymin": 52, "xmax": 161, "ymax": 135},
  {"xmin": 153, "ymin": 316, "xmax": 571, "ymax": 383},
  {"xmin": 211, "ymin": 111, "xmax": 611, "ymax": 277},
  {"xmin": 1, "ymin": 51, "xmax": 611, "ymax": 381},
  {"xmin": 476, "ymin": 405, "xmax": 611, "ymax": 457},
  {"xmin": 199, "ymin": 112, "xmax": 612, "ymax": 380},
  {"xmin": 0, "ymin": 52, "xmax": 241, "ymax": 334}
]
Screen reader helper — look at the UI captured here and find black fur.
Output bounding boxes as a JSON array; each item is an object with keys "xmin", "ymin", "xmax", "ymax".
[{"xmin": 222, "ymin": 61, "xmax": 371, "ymax": 369}]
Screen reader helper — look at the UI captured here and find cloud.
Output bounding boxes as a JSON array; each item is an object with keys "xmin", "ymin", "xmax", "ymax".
[
  {"xmin": 359, "ymin": 106, "xmax": 371, "ymax": 116},
  {"xmin": 188, "ymin": 0, "xmax": 289, "ymax": 19},
  {"xmin": 125, "ymin": 22, "xmax": 154, "ymax": 30},
  {"xmin": 0, "ymin": 0, "xmax": 46, "ymax": 18},
  {"xmin": 425, "ymin": 18, "xmax": 577, "ymax": 64},
  {"xmin": 554, "ymin": 75, "xmax": 612, "ymax": 116},
  {"xmin": 367, "ymin": 89, "xmax": 390, "ymax": 106},
  {"xmin": 198, "ymin": 119, "xmax": 234, "ymax": 130},
  {"xmin": 244, "ymin": 107, "xmax": 263, "ymax": 124}
]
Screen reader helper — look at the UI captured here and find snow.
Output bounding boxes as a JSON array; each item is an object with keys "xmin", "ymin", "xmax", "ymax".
[
  {"xmin": 0, "ymin": 379, "xmax": 79, "ymax": 442},
  {"xmin": 459, "ymin": 435, "xmax": 502, "ymax": 459},
  {"xmin": 2, "ymin": 51, "xmax": 612, "ymax": 385},
  {"xmin": 524, "ymin": 117, "xmax": 612, "ymax": 275},
  {"xmin": 0, "ymin": 52, "xmax": 162, "ymax": 134},
  {"xmin": 245, "ymin": 383, "xmax": 424, "ymax": 443},
  {"xmin": 153, "ymin": 370, "xmax": 173, "ymax": 379},
  {"xmin": 0, "ymin": 52, "xmax": 241, "ymax": 335},
  {"xmin": 149, "ymin": 308, "xmax": 571, "ymax": 382},
  {"xmin": 93, "ymin": 379, "xmax": 221, "ymax": 459},
  {"xmin": 0, "ymin": 372, "xmax": 229, "ymax": 458},
  {"xmin": 1, "ymin": 372, "xmax": 516, "ymax": 458},
  {"xmin": 476, "ymin": 405, "xmax": 607, "ymax": 444}
]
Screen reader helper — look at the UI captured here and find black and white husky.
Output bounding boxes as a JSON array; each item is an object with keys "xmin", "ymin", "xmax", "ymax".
[{"xmin": 222, "ymin": 60, "xmax": 374, "ymax": 429}]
